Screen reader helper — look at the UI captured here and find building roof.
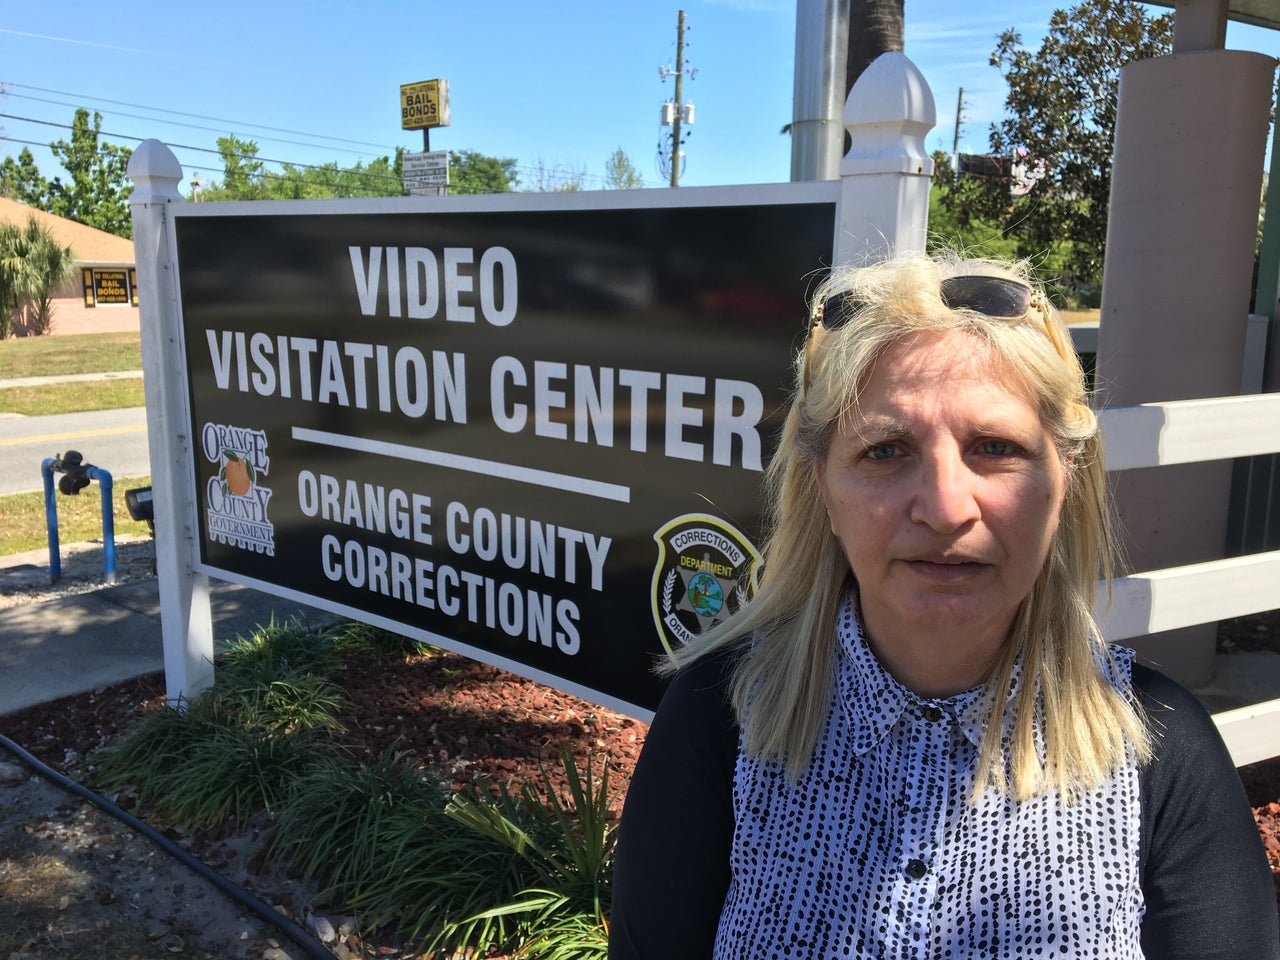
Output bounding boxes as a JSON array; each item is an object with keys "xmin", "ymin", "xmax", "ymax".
[{"xmin": 0, "ymin": 197, "xmax": 134, "ymax": 266}]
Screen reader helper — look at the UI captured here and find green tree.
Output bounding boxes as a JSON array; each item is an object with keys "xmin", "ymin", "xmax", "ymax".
[
  {"xmin": 46, "ymin": 109, "xmax": 133, "ymax": 238},
  {"xmin": 944, "ymin": 0, "xmax": 1173, "ymax": 295},
  {"xmin": 200, "ymin": 137, "xmax": 405, "ymax": 201},
  {"xmin": 604, "ymin": 148, "xmax": 644, "ymax": 189},
  {"xmin": 199, "ymin": 135, "xmax": 269, "ymax": 201},
  {"xmin": 0, "ymin": 147, "xmax": 49, "ymax": 207},
  {"xmin": 448, "ymin": 150, "xmax": 518, "ymax": 194},
  {"xmin": 268, "ymin": 153, "xmax": 403, "ymax": 199},
  {"xmin": 523, "ymin": 159, "xmax": 585, "ymax": 192},
  {"xmin": 926, "ymin": 161, "xmax": 1019, "ymax": 261}
]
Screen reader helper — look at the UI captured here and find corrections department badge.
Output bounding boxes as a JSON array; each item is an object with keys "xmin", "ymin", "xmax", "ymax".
[{"xmin": 651, "ymin": 513, "xmax": 763, "ymax": 654}]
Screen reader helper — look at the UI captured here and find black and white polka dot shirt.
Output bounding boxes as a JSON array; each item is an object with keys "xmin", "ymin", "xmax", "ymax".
[
  {"xmin": 715, "ymin": 596, "xmax": 1142, "ymax": 957},
  {"xmin": 611, "ymin": 599, "xmax": 1280, "ymax": 960}
]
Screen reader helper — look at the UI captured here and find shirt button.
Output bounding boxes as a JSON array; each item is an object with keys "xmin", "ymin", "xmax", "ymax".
[
  {"xmin": 905, "ymin": 858, "xmax": 928, "ymax": 880},
  {"xmin": 920, "ymin": 705, "xmax": 942, "ymax": 722}
]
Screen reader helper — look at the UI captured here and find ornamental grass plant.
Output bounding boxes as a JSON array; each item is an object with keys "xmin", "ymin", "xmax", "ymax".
[
  {"xmin": 441, "ymin": 751, "xmax": 617, "ymax": 956},
  {"xmin": 87, "ymin": 615, "xmax": 618, "ymax": 957},
  {"xmin": 90, "ymin": 690, "xmax": 325, "ymax": 828},
  {"xmin": 266, "ymin": 746, "xmax": 530, "ymax": 950}
]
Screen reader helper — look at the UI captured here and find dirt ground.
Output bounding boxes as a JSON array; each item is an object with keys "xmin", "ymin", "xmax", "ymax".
[
  {"xmin": 0, "ymin": 763, "xmax": 325, "ymax": 959},
  {"xmin": 0, "ymin": 654, "xmax": 645, "ymax": 959}
]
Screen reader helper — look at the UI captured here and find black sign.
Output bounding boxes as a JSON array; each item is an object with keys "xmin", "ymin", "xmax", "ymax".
[
  {"xmin": 92, "ymin": 269, "xmax": 131, "ymax": 305},
  {"xmin": 174, "ymin": 198, "xmax": 835, "ymax": 714}
]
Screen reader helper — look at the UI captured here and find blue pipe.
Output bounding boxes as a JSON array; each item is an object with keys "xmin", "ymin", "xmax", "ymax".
[
  {"xmin": 88, "ymin": 467, "xmax": 115, "ymax": 582},
  {"xmin": 41, "ymin": 457, "xmax": 61, "ymax": 582},
  {"xmin": 40, "ymin": 459, "xmax": 116, "ymax": 583}
]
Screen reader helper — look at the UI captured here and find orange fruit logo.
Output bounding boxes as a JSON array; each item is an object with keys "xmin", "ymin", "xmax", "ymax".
[{"xmin": 219, "ymin": 451, "xmax": 254, "ymax": 496}]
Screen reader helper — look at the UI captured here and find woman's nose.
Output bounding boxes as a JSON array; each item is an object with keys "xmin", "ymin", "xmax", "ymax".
[{"xmin": 909, "ymin": 450, "xmax": 981, "ymax": 532}]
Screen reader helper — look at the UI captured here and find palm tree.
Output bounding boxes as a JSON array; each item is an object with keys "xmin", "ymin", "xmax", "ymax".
[
  {"xmin": 0, "ymin": 216, "xmax": 77, "ymax": 336},
  {"xmin": 0, "ymin": 221, "xmax": 23, "ymax": 339},
  {"xmin": 19, "ymin": 217, "xmax": 77, "ymax": 335}
]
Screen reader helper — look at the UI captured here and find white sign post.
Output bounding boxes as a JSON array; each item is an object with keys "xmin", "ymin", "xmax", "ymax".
[{"xmin": 402, "ymin": 150, "xmax": 449, "ymax": 196}]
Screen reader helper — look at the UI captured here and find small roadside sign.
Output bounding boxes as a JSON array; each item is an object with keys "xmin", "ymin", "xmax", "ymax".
[{"xmin": 403, "ymin": 150, "xmax": 449, "ymax": 196}]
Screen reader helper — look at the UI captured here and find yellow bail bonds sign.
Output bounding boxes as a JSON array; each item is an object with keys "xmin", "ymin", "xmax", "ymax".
[
  {"xmin": 400, "ymin": 79, "xmax": 450, "ymax": 130},
  {"xmin": 170, "ymin": 188, "xmax": 835, "ymax": 716}
]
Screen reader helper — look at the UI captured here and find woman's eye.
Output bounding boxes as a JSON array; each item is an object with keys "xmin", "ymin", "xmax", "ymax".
[
  {"xmin": 978, "ymin": 439, "xmax": 1020, "ymax": 457},
  {"xmin": 865, "ymin": 443, "xmax": 900, "ymax": 462}
]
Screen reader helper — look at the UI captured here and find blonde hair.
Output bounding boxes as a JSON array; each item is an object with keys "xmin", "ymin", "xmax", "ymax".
[{"xmin": 664, "ymin": 252, "xmax": 1151, "ymax": 802}]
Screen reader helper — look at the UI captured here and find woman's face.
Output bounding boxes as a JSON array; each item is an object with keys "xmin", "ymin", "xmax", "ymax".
[{"xmin": 816, "ymin": 330, "xmax": 1068, "ymax": 674}]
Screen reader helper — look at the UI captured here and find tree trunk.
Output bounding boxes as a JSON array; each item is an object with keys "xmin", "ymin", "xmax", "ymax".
[{"xmin": 845, "ymin": 0, "xmax": 905, "ymax": 96}]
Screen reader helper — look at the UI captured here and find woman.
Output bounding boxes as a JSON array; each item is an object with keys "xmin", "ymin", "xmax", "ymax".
[{"xmin": 610, "ymin": 254, "xmax": 1279, "ymax": 959}]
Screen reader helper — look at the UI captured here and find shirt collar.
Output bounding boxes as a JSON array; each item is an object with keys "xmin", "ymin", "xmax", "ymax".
[{"xmin": 833, "ymin": 590, "xmax": 1018, "ymax": 754}]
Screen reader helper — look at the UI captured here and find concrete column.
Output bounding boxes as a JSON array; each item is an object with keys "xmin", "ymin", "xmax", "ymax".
[
  {"xmin": 127, "ymin": 139, "xmax": 216, "ymax": 706},
  {"xmin": 1095, "ymin": 49, "xmax": 1274, "ymax": 685},
  {"xmin": 833, "ymin": 51, "xmax": 935, "ymax": 265}
]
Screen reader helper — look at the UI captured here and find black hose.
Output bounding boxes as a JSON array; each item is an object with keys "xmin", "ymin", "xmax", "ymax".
[{"xmin": 0, "ymin": 732, "xmax": 334, "ymax": 960}]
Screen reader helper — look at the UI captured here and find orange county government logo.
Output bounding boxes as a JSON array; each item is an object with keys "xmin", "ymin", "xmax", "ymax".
[
  {"xmin": 651, "ymin": 513, "xmax": 762, "ymax": 654},
  {"xmin": 200, "ymin": 422, "xmax": 275, "ymax": 556}
]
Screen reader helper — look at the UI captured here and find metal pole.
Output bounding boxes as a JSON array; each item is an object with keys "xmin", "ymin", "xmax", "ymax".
[
  {"xmin": 952, "ymin": 87, "xmax": 964, "ymax": 157},
  {"xmin": 791, "ymin": 0, "xmax": 847, "ymax": 181}
]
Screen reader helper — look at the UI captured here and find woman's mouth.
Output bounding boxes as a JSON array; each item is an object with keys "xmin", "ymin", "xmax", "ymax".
[{"xmin": 905, "ymin": 557, "xmax": 989, "ymax": 581}]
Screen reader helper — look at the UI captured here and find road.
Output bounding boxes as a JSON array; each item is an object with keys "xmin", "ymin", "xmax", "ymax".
[{"xmin": 0, "ymin": 407, "xmax": 150, "ymax": 496}]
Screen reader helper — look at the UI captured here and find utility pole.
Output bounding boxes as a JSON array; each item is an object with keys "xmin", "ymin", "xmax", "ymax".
[
  {"xmin": 658, "ymin": 10, "xmax": 695, "ymax": 187},
  {"xmin": 952, "ymin": 87, "xmax": 964, "ymax": 157},
  {"xmin": 670, "ymin": 10, "xmax": 686, "ymax": 187}
]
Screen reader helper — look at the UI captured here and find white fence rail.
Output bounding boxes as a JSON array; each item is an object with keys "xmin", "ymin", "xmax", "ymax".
[{"xmin": 1095, "ymin": 395, "xmax": 1280, "ymax": 766}]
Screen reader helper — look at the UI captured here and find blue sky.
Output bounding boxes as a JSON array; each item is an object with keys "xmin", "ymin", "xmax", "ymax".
[{"xmin": 2, "ymin": 1, "xmax": 1278, "ymax": 194}]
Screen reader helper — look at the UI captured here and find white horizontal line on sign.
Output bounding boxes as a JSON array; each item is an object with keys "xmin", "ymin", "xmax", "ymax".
[{"xmin": 291, "ymin": 427, "xmax": 632, "ymax": 503}]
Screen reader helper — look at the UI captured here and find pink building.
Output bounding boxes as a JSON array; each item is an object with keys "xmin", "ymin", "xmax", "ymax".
[{"xmin": 0, "ymin": 197, "xmax": 139, "ymax": 337}]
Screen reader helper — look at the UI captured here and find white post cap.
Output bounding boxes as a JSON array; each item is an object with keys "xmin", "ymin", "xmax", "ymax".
[
  {"xmin": 842, "ymin": 52, "xmax": 937, "ymax": 177},
  {"xmin": 127, "ymin": 139, "xmax": 184, "ymax": 204}
]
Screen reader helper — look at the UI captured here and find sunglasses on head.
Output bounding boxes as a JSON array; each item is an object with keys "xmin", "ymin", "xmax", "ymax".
[{"xmin": 813, "ymin": 275, "xmax": 1036, "ymax": 332}]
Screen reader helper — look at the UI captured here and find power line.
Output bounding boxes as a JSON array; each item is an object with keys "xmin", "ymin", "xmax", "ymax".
[
  {"xmin": 1, "ymin": 81, "xmax": 396, "ymax": 153},
  {"xmin": 3, "ymin": 103, "xmax": 622, "ymax": 194},
  {"xmin": 4, "ymin": 91, "xmax": 386, "ymax": 159},
  {"xmin": 1, "ymin": 82, "xmax": 627, "ymax": 191},
  {"xmin": 0, "ymin": 112, "xmax": 403, "ymax": 183},
  {"xmin": 0, "ymin": 133, "xmax": 579, "ymax": 197},
  {"xmin": 4, "ymin": 112, "xmax": 613, "ymax": 190},
  {"xmin": 1, "ymin": 131, "xmax": 411, "ymax": 197}
]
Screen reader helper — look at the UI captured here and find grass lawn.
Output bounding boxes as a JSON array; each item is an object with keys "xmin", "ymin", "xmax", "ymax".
[
  {"xmin": 0, "ymin": 475, "xmax": 154, "ymax": 555},
  {"xmin": 0, "ymin": 379, "xmax": 146, "ymax": 415},
  {"xmin": 0, "ymin": 333, "xmax": 149, "ymax": 555},
  {"xmin": 0, "ymin": 332, "xmax": 142, "ymax": 379}
]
